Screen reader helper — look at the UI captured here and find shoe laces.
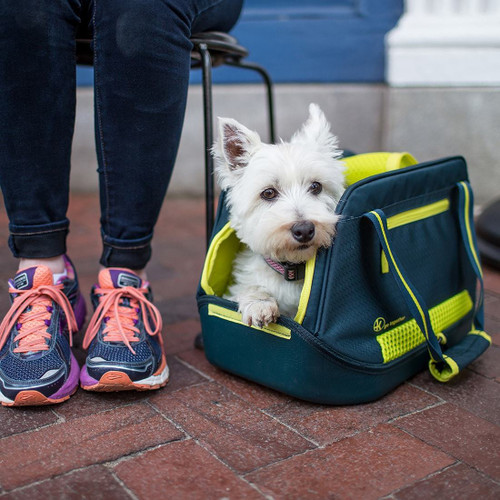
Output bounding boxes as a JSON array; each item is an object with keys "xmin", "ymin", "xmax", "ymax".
[
  {"xmin": 82, "ymin": 286, "xmax": 163, "ymax": 354},
  {"xmin": 0, "ymin": 283, "xmax": 78, "ymax": 354}
]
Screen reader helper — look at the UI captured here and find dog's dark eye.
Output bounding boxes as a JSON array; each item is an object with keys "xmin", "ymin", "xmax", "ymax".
[
  {"xmin": 309, "ymin": 182, "xmax": 322, "ymax": 195},
  {"xmin": 261, "ymin": 188, "xmax": 279, "ymax": 201}
]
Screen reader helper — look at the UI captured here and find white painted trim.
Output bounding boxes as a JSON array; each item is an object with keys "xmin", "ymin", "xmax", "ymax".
[{"xmin": 386, "ymin": 0, "xmax": 500, "ymax": 86}]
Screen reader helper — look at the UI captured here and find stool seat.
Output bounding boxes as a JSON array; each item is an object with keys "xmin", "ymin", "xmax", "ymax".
[
  {"xmin": 190, "ymin": 31, "xmax": 248, "ymax": 67},
  {"xmin": 76, "ymin": 31, "xmax": 249, "ymax": 68}
]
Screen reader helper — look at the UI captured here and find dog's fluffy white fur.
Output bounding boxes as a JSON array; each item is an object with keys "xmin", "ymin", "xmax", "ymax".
[{"xmin": 213, "ymin": 104, "xmax": 345, "ymax": 327}]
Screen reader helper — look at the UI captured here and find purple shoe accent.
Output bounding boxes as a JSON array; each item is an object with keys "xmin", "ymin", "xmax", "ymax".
[
  {"xmin": 10, "ymin": 267, "xmax": 39, "ymax": 291},
  {"xmin": 73, "ymin": 293, "xmax": 87, "ymax": 331},
  {"xmin": 50, "ymin": 352, "xmax": 80, "ymax": 400},
  {"xmin": 108, "ymin": 269, "xmax": 142, "ymax": 289},
  {"xmin": 79, "ymin": 365, "xmax": 99, "ymax": 387}
]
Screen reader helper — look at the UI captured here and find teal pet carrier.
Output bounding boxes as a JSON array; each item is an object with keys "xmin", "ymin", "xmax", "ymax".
[{"xmin": 196, "ymin": 153, "xmax": 491, "ymax": 404}]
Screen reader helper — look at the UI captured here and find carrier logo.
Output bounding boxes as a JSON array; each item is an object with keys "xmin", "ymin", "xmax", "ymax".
[
  {"xmin": 373, "ymin": 316, "xmax": 406, "ymax": 333},
  {"xmin": 14, "ymin": 272, "xmax": 29, "ymax": 290},
  {"xmin": 373, "ymin": 317, "xmax": 386, "ymax": 332},
  {"xmin": 117, "ymin": 273, "xmax": 141, "ymax": 288}
]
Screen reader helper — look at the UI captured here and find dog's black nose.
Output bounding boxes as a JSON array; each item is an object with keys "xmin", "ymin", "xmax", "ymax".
[{"xmin": 291, "ymin": 221, "xmax": 315, "ymax": 243}]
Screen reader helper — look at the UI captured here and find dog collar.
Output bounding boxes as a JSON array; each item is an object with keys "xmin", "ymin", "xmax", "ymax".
[{"xmin": 264, "ymin": 257, "xmax": 306, "ymax": 281}]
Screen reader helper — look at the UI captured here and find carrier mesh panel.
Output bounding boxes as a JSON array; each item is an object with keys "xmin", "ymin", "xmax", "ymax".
[{"xmin": 377, "ymin": 290, "xmax": 473, "ymax": 363}]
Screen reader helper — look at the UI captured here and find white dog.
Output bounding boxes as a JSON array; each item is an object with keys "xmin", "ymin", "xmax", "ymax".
[{"xmin": 213, "ymin": 104, "xmax": 345, "ymax": 328}]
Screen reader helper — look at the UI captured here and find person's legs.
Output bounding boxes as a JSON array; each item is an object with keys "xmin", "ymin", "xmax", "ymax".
[
  {"xmin": 78, "ymin": 0, "xmax": 243, "ymax": 392},
  {"xmin": 0, "ymin": 0, "xmax": 86, "ymax": 406},
  {"xmin": 92, "ymin": 0, "xmax": 243, "ymax": 271},
  {"xmin": 0, "ymin": 0, "xmax": 82, "ymax": 272}
]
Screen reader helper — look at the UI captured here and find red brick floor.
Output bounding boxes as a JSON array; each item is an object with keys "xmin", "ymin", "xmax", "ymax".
[{"xmin": 0, "ymin": 194, "xmax": 499, "ymax": 499}]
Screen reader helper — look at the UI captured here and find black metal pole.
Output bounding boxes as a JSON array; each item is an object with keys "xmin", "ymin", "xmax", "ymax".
[
  {"xmin": 226, "ymin": 59, "xmax": 276, "ymax": 144},
  {"xmin": 199, "ymin": 43, "xmax": 215, "ymax": 249}
]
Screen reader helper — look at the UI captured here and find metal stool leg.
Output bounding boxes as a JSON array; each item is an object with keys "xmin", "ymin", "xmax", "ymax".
[
  {"xmin": 194, "ymin": 43, "xmax": 214, "ymax": 351},
  {"xmin": 198, "ymin": 43, "xmax": 215, "ymax": 250},
  {"xmin": 226, "ymin": 60, "xmax": 276, "ymax": 144}
]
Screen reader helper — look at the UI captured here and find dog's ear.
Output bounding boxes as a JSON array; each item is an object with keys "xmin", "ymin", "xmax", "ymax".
[
  {"xmin": 214, "ymin": 118, "xmax": 261, "ymax": 171},
  {"xmin": 291, "ymin": 103, "xmax": 342, "ymax": 159}
]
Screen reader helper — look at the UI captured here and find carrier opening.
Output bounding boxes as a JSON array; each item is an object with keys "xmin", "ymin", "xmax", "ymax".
[{"xmin": 200, "ymin": 222, "xmax": 316, "ymax": 325}]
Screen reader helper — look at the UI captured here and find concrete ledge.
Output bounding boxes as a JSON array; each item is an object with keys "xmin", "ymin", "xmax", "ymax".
[
  {"xmin": 384, "ymin": 87, "xmax": 500, "ymax": 204},
  {"xmin": 71, "ymin": 84, "xmax": 384, "ymax": 196},
  {"xmin": 72, "ymin": 84, "xmax": 499, "ymax": 205}
]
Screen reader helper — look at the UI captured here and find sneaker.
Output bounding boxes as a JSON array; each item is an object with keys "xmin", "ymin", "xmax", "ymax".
[
  {"xmin": 0, "ymin": 257, "xmax": 86, "ymax": 406},
  {"xmin": 80, "ymin": 268, "xmax": 168, "ymax": 391}
]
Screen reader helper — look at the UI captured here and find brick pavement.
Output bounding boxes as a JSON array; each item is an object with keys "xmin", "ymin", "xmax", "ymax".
[{"xmin": 0, "ymin": 194, "xmax": 499, "ymax": 499}]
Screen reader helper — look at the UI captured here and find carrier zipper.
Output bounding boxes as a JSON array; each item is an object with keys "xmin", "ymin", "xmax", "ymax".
[
  {"xmin": 199, "ymin": 295, "xmax": 386, "ymax": 372},
  {"xmin": 335, "ymin": 156, "xmax": 464, "ymax": 216},
  {"xmin": 279, "ymin": 314, "xmax": 432, "ymax": 373},
  {"xmin": 381, "ymin": 198, "xmax": 450, "ymax": 273},
  {"xmin": 199, "ymin": 295, "xmax": 430, "ymax": 374},
  {"xmin": 386, "ymin": 198, "xmax": 449, "ymax": 229}
]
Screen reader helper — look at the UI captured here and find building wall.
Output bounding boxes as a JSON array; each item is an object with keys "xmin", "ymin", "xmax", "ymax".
[{"xmin": 71, "ymin": 0, "xmax": 500, "ymax": 205}]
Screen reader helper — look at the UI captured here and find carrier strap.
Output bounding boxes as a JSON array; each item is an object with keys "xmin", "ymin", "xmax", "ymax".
[
  {"xmin": 365, "ymin": 190, "xmax": 490, "ymax": 382},
  {"xmin": 457, "ymin": 181, "xmax": 484, "ymax": 330}
]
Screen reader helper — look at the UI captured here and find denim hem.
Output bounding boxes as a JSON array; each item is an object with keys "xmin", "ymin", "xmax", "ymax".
[
  {"xmin": 8, "ymin": 221, "xmax": 69, "ymax": 259},
  {"xmin": 8, "ymin": 218, "xmax": 70, "ymax": 235},
  {"xmin": 100, "ymin": 230, "xmax": 153, "ymax": 269}
]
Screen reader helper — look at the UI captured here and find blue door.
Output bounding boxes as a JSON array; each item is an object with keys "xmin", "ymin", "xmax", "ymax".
[
  {"xmin": 209, "ymin": 0, "xmax": 403, "ymax": 83},
  {"xmin": 78, "ymin": 0, "xmax": 403, "ymax": 85}
]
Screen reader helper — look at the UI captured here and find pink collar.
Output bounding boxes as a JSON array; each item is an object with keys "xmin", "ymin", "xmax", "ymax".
[{"xmin": 264, "ymin": 257, "xmax": 306, "ymax": 281}]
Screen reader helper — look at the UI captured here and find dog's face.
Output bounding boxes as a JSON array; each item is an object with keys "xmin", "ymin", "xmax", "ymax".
[{"xmin": 213, "ymin": 104, "xmax": 345, "ymax": 263}]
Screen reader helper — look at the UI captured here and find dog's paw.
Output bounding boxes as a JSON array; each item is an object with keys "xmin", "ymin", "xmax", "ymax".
[{"xmin": 240, "ymin": 298, "xmax": 280, "ymax": 328}]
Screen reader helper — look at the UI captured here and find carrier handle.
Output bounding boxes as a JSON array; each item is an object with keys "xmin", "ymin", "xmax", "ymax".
[
  {"xmin": 456, "ymin": 181, "xmax": 484, "ymax": 330},
  {"xmin": 365, "ymin": 200, "xmax": 490, "ymax": 382}
]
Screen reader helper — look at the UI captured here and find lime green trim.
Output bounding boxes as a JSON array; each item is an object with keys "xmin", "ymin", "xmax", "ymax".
[
  {"xmin": 342, "ymin": 152, "xmax": 417, "ymax": 186},
  {"xmin": 294, "ymin": 255, "xmax": 316, "ymax": 324},
  {"xmin": 386, "ymin": 152, "xmax": 418, "ymax": 171},
  {"xmin": 429, "ymin": 355, "xmax": 460, "ymax": 382},
  {"xmin": 469, "ymin": 329, "xmax": 492, "ymax": 344},
  {"xmin": 435, "ymin": 332, "xmax": 447, "ymax": 345},
  {"xmin": 377, "ymin": 290, "xmax": 473, "ymax": 363},
  {"xmin": 208, "ymin": 304, "xmax": 291, "ymax": 340},
  {"xmin": 459, "ymin": 181, "xmax": 483, "ymax": 279},
  {"xmin": 429, "ymin": 330, "xmax": 492, "ymax": 382},
  {"xmin": 387, "ymin": 199, "xmax": 450, "ymax": 230},
  {"xmin": 381, "ymin": 250, "xmax": 389, "ymax": 274},
  {"xmin": 200, "ymin": 222, "xmax": 234, "ymax": 296},
  {"xmin": 370, "ymin": 211, "xmax": 431, "ymax": 346}
]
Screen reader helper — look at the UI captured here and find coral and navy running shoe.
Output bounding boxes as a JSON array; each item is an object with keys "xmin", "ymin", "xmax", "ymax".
[
  {"xmin": 0, "ymin": 257, "xmax": 86, "ymax": 406},
  {"xmin": 80, "ymin": 268, "xmax": 168, "ymax": 391}
]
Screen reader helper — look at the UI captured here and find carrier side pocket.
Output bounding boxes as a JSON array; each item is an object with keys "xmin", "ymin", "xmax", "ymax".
[{"xmin": 364, "ymin": 199, "xmax": 490, "ymax": 382}]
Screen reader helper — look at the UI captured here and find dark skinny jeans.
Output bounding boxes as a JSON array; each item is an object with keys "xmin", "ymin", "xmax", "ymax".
[{"xmin": 0, "ymin": 0, "xmax": 243, "ymax": 269}]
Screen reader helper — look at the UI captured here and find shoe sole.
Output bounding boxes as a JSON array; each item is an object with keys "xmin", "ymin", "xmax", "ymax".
[
  {"xmin": 81, "ymin": 355, "xmax": 169, "ymax": 392},
  {"xmin": 1, "ymin": 387, "xmax": 78, "ymax": 407},
  {"xmin": 0, "ymin": 352, "xmax": 81, "ymax": 407}
]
